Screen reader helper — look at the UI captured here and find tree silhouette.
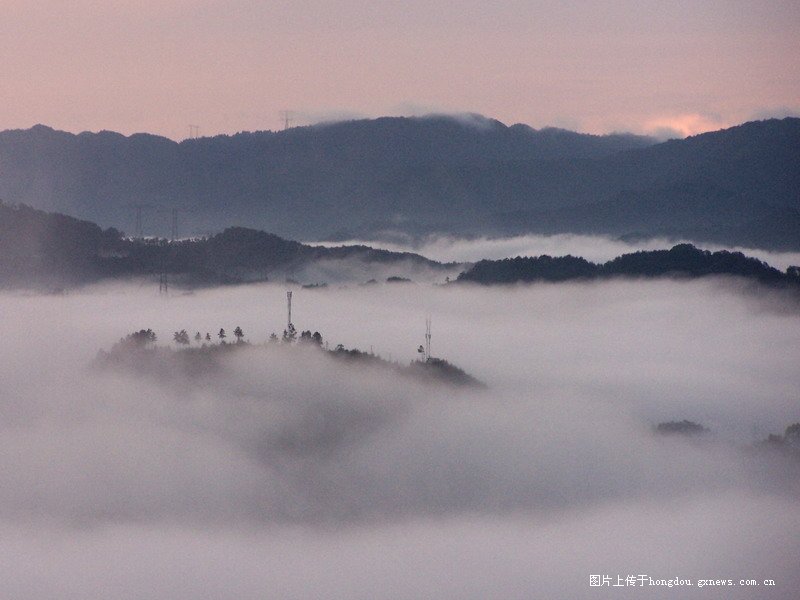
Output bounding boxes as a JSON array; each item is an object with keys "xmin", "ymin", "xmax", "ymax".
[
  {"xmin": 785, "ymin": 423, "xmax": 800, "ymax": 446},
  {"xmin": 218, "ymin": 328, "xmax": 226, "ymax": 343},
  {"xmin": 122, "ymin": 329, "xmax": 157, "ymax": 347},
  {"xmin": 194, "ymin": 331, "xmax": 202, "ymax": 343},
  {"xmin": 233, "ymin": 326, "xmax": 244, "ymax": 343},
  {"xmin": 173, "ymin": 329, "xmax": 190, "ymax": 345},
  {"xmin": 282, "ymin": 323, "xmax": 297, "ymax": 343},
  {"xmin": 655, "ymin": 420, "xmax": 709, "ymax": 435}
]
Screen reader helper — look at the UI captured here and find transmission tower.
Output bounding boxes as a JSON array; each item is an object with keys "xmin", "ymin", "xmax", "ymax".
[
  {"xmin": 188, "ymin": 124, "xmax": 200, "ymax": 139},
  {"xmin": 159, "ymin": 272, "xmax": 168, "ymax": 295},
  {"xmin": 279, "ymin": 110, "xmax": 294, "ymax": 130},
  {"xmin": 171, "ymin": 208, "xmax": 178, "ymax": 241},
  {"xmin": 135, "ymin": 206, "xmax": 143, "ymax": 237},
  {"xmin": 286, "ymin": 290, "xmax": 293, "ymax": 329},
  {"xmin": 126, "ymin": 203, "xmax": 155, "ymax": 238}
]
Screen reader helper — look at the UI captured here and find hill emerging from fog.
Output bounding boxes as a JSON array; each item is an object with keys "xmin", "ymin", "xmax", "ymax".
[
  {"xmin": 2, "ymin": 202, "xmax": 799, "ymax": 292},
  {"xmin": 456, "ymin": 243, "xmax": 800, "ymax": 287},
  {"xmin": 0, "ymin": 202, "xmax": 452, "ymax": 289},
  {"xmin": 96, "ymin": 331, "xmax": 486, "ymax": 391}
]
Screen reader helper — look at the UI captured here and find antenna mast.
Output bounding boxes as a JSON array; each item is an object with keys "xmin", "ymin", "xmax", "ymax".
[{"xmin": 425, "ymin": 316, "xmax": 431, "ymax": 361}]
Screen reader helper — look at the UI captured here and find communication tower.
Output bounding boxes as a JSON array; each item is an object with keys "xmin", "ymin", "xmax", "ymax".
[
  {"xmin": 425, "ymin": 316, "xmax": 432, "ymax": 361},
  {"xmin": 418, "ymin": 317, "xmax": 431, "ymax": 361}
]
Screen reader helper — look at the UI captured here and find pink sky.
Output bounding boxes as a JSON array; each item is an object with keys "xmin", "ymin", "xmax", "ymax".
[{"xmin": 1, "ymin": 0, "xmax": 798, "ymax": 140}]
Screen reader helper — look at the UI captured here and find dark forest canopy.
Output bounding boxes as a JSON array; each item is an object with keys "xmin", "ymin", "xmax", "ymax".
[
  {"xmin": 1, "ymin": 116, "xmax": 798, "ymax": 248},
  {"xmin": 456, "ymin": 244, "xmax": 800, "ymax": 287}
]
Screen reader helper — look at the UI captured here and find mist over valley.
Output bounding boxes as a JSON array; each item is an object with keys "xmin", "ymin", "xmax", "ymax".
[
  {"xmin": 4, "ymin": 0, "xmax": 800, "ymax": 594},
  {"xmin": 1, "ymin": 276, "xmax": 798, "ymax": 598}
]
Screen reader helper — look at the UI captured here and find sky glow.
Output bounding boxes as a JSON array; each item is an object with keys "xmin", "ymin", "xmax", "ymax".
[{"xmin": 1, "ymin": 1, "xmax": 797, "ymax": 139}]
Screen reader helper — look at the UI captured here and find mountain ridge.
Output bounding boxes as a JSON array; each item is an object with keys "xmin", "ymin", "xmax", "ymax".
[{"xmin": 0, "ymin": 116, "xmax": 797, "ymax": 248}]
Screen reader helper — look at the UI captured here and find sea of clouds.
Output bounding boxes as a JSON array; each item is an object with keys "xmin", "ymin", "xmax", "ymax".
[{"xmin": 0, "ymin": 277, "xmax": 798, "ymax": 599}]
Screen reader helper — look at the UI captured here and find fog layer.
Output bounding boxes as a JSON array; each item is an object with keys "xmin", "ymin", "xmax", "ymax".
[{"xmin": 1, "ymin": 279, "xmax": 798, "ymax": 598}]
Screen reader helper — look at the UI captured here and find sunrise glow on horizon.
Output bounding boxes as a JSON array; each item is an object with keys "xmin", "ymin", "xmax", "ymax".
[{"xmin": 1, "ymin": 1, "xmax": 798, "ymax": 140}]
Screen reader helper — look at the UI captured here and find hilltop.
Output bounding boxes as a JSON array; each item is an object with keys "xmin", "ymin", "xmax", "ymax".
[
  {"xmin": 456, "ymin": 244, "xmax": 800, "ymax": 287},
  {"xmin": 95, "ymin": 327, "xmax": 486, "ymax": 390}
]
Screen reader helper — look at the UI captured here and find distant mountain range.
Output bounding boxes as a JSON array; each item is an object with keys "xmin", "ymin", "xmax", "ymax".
[{"xmin": 0, "ymin": 115, "xmax": 798, "ymax": 248}]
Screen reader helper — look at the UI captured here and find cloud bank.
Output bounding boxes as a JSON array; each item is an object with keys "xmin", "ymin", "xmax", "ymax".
[{"xmin": 0, "ymin": 279, "xmax": 798, "ymax": 598}]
